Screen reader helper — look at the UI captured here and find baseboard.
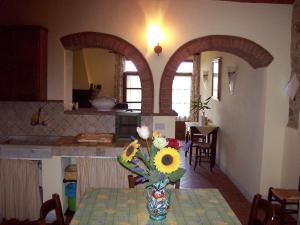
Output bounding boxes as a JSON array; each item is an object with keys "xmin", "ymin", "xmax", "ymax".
[{"xmin": 218, "ymin": 163, "xmax": 253, "ymax": 201}]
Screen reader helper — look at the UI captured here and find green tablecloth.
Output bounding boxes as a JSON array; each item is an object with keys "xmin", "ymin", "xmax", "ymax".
[{"xmin": 70, "ymin": 188, "xmax": 242, "ymax": 225}]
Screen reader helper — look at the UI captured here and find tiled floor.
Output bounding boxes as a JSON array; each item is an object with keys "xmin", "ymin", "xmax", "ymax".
[{"xmin": 180, "ymin": 152, "xmax": 251, "ymax": 225}]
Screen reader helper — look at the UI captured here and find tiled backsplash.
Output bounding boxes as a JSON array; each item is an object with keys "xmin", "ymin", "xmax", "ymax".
[{"xmin": 0, "ymin": 101, "xmax": 153, "ymax": 137}]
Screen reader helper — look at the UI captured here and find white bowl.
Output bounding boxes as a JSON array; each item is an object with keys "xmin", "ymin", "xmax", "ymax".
[{"xmin": 90, "ymin": 96, "xmax": 116, "ymax": 111}]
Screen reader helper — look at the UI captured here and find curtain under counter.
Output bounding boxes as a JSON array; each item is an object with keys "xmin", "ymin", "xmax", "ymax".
[{"xmin": 0, "ymin": 159, "xmax": 41, "ymax": 221}]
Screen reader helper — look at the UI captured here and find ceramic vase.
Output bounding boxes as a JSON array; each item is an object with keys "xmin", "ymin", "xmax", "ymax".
[
  {"xmin": 199, "ymin": 113, "xmax": 205, "ymax": 126},
  {"xmin": 146, "ymin": 180, "xmax": 171, "ymax": 221}
]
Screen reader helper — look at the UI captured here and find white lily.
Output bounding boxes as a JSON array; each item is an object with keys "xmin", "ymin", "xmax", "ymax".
[{"xmin": 137, "ymin": 126, "xmax": 150, "ymax": 140}]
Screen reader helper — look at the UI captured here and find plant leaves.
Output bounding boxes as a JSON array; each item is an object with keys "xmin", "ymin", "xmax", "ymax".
[
  {"xmin": 205, "ymin": 96, "xmax": 212, "ymax": 102},
  {"xmin": 137, "ymin": 149, "xmax": 152, "ymax": 170},
  {"xmin": 167, "ymin": 168, "xmax": 186, "ymax": 182},
  {"xmin": 117, "ymin": 155, "xmax": 148, "ymax": 177},
  {"xmin": 145, "ymin": 170, "xmax": 161, "ymax": 187}
]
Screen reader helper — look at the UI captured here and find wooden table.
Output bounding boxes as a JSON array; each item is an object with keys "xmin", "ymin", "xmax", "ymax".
[
  {"xmin": 70, "ymin": 188, "xmax": 241, "ymax": 225},
  {"xmin": 185, "ymin": 122, "xmax": 219, "ymax": 169},
  {"xmin": 185, "ymin": 122, "xmax": 218, "ymax": 137}
]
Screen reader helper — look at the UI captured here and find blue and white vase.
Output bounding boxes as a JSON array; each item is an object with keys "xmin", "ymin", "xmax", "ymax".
[{"xmin": 146, "ymin": 179, "xmax": 171, "ymax": 221}]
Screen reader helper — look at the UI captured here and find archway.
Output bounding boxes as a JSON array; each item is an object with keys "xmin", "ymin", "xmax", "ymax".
[
  {"xmin": 159, "ymin": 35, "xmax": 273, "ymax": 114},
  {"xmin": 61, "ymin": 32, "xmax": 154, "ymax": 114}
]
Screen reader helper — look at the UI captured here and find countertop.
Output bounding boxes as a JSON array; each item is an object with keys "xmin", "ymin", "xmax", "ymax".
[{"xmin": 0, "ymin": 135, "xmax": 132, "ymax": 159}]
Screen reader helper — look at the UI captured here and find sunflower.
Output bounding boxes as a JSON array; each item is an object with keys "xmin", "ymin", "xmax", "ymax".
[
  {"xmin": 122, "ymin": 140, "xmax": 140, "ymax": 162},
  {"xmin": 153, "ymin": 147, "xmax": 180, "ymax": 174}
]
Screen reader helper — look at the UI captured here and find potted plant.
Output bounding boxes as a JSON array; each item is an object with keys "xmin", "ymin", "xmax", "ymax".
[{"xmin": 191, "ymin": 96, "xmax": 212, "ymax": 125}]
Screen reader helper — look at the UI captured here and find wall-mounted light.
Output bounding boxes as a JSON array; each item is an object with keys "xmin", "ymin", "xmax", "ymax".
[
  {"xmin": 154, "ymin": 43, "xmax": 162, "ymax": 55},
  {"xmin": 202, "ymin": 70, "xmax": 209, "ymax": 85},
  {"xmin": 227, "ymin": 65, "xmax": 238, "ymax": 95},
  {"xmin": 147, "ymin": 24, "xmax": 165, "ymax": 56}
]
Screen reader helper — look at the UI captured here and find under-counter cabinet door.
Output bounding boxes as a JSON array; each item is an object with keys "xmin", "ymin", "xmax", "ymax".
[{"xmin": 0, "ymin": 25, "xmax": 47, "ymax": 101}]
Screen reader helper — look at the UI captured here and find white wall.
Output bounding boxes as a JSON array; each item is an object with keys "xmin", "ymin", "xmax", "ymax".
[
  {"xmin": 0, "ymin": 0, "xmax": 294, "ymax": 198},
  {"xmin": 200, "ymin": 51, "xmax": 266, "ymax": 198},
  {"xmin": 281, "ymin": 116, "xmax": 300, "ymax": 189},
  {"xmin": 42, "ymin": 157, "xmax": 65, "ymax": 208}
]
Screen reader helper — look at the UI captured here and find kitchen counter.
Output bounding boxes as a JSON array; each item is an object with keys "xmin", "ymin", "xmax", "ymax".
[
  {"xmin": 0, "ymin": 135, "xmax": 132, "ymax": 159},
  {"xmin": 52, "ymin": 136, "xmax": 129, "ymax": 157},
  {"xmin": 0, "ymin": 135, "xmax": 136, "ymax": 213}
]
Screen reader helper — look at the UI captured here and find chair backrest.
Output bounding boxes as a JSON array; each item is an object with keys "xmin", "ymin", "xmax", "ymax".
[
  {"xmin": 39, "ymin": 193, "xmax": 65, "ymax": 225},
  {"xmin": 207, "ymin": 128, "xmax": 218, "ymax": 149},
  {"xmin": 190, "ymin": 127, "xmax": 206, "ymax": 145},
  {"xmin": 248, "ymin": 194, "xmax": 275, "ymax": 225},
  {"xmin": 128, "ymin": 175, "xmax": 180, "ymax": 189}
]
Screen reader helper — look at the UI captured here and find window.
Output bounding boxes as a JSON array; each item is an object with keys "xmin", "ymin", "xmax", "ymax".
[
  {"xmin": 124, "ymin": 60, "xmax": 141, "ymax": 111},
  {"xmin": 172, "ymin": 61, "xmax": 193, "ymax": 119},
  {"xmin": 212, "ymin": 57, "xmax": 221, "ymax": 101}
]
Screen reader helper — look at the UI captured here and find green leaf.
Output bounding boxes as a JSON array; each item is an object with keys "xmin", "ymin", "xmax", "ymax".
[
  {"xmin": 117, "ymin": 155, "xmax": 148, "ymax": 177},
  {"xmin": 136, "ymin": 150, "xmax": 152, "ymax": 170},
  {"xmin": 145, "ymin": 170, "xmax": 160, "ymax": 188},
  {"xmin": 205, "ymin": 96, "xmax": 212, "ymax": 102},
  {"xmin": 167, "ymin": 168, "xmax": 186, "ymax": 182},
  {"xmin": 149, "ymin": 145, "xmax": 158, "ymax": 169}
]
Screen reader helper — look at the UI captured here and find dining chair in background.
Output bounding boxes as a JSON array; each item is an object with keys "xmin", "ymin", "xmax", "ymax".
[
  {"xmin": 186, "ymin": 127, "xmax": 207, "ymax": 165},
  {"xmin": 268, "ymin": 177, "xmax": 300, "ymax": 225},
  {"xmin": 193, "ymin": 128, "xmax": 219, "ymax": 171},
  {"xmin": 128, "ymin": 175, "xmax": 180, "ymax": 189},
  {"xmin": 39, "ymin": 193, "xmax": 65, "ymax": 225},
  {"xmin": 248, "ymin": 194, "xmax": 276, "ymax": 225}
]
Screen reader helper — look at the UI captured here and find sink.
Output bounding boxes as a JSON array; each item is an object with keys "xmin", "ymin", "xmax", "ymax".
[{"xmin": 1, "ymin": 135, "xmax": 59, "ymax": 146}]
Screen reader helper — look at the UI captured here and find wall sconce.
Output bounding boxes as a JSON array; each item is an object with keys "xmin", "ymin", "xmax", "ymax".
[
  {"xmin": 154, "ymin": 43, "xmax": 162, "ymax": 55},
  {"xmin": 227, "ymin": 66, "xmax": 238, "ymax": 95},
  {"xmin": 147, "ymin": 24, "xmax": 165, "ymax": 56},
  {"xmin": 202, "ymin": 71, "xmax": 209, "ymax": 85}
]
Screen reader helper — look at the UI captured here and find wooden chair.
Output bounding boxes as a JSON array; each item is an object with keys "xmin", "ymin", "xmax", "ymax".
[
  {"xmin": 128, "ymin": 175, "xmax": 180, "ymax": 189},
  {"xmin": 187, "ymin": 127, "xmax": 207, "ymax": 165},
  {"xmin": 268, "ymin": 177, "xmax": 300, "ymax": 225},
  {"xmin": 39, "ymin": 193, "xmax": 65, "ymax": 225},
  {"xmin": 194, "ymin": 128, "xmax": 218, "ymax": 171},
  {"xmin": 248, "ymin": 194, "xmax": 276, "ymax": 225}
]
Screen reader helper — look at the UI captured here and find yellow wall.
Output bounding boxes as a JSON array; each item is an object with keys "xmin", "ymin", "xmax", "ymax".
[
  {"xmin": 73, "ymin": 49, "xmax": 89, "ymax": 89},
  {"xmin": 82, "ymin": 48, "xmax": 116, "ymax": 98},
  {"xmin": 73, "ymin": 48, "xmax": 116, "ymax": 98}
]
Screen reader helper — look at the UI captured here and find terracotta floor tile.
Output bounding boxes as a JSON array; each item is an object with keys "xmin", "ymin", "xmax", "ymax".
[{"xmin": 180, "ymin": 154, "xmax": 251, "ymax": 224}]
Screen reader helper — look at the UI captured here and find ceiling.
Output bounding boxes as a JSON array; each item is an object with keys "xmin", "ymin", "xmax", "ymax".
[{"xmin": 219, "ymin": 0, "xmax": 294, "ymax": 4}]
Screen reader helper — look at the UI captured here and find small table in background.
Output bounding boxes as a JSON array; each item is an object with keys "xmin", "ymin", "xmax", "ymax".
[
  {"xmin": 185, "ymin": 122, "xmax": 219, "ymax": 168},
  {"xmin": 70, "ymin": 188, "xmax": 241, "ymax": 225}
]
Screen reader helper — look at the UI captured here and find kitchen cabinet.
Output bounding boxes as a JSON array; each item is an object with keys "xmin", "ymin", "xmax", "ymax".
[{"xmin": 0, "ymin": 25, "xmax": 47, "ymax": 101}]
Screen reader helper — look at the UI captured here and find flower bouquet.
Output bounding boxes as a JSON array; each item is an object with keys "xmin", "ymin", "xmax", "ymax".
[{"xmin": 117, "ymin": 126, "xmax": 186, "ymax": 221}]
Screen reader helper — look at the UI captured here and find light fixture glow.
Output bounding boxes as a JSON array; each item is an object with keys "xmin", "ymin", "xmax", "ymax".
[
  {"xmin": 147, "ymin": 24, "xmax": 165, "ymax": 55},
  {"xmin": 147, "ymin": 24, "xmax": 165, "ymax": 46}
]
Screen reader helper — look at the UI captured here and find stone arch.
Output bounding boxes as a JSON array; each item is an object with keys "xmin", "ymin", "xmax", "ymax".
[
  {"xmin": 159, "ymin": 35, "xmax": 274, "ymax": 114},
  {"xmin": 61, "ymin": 32, "xmax": 154, "ymax": 114}
]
